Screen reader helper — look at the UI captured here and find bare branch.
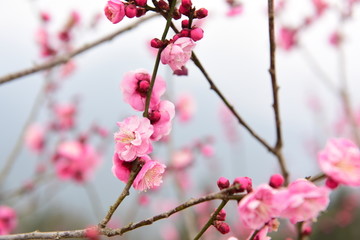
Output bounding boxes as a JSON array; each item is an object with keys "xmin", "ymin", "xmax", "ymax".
[
  {"xmin": 267, "ymin": 0, "xmax": 289, "ymax": 184},
  {"xmin": 0, "ymin": 14, "xmax": 158, "ymax": 85}
]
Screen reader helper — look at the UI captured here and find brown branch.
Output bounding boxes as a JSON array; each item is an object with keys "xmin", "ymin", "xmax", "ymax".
[
  {"xmin": 1, "ymin": 186, "xmax": 244, "ymax": 240},
  {"xmin": 0, "ymin": 14, "xmax": 158, "ymax": 85},
  {"xmin": 267, "ymin": 0, "xmax": 289, "ymax": 184},
  {"xmin": 98, "ymin": 161, "xmax": 142, "ymax": 228}
]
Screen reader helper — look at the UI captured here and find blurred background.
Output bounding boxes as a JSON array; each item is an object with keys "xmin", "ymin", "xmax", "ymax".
[{"xmin": 1, "ymin": 0, "xmax": 360, "ymax": 239}]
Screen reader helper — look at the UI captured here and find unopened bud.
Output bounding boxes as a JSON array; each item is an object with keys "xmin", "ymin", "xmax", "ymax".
[
  {"xmin": 217, "ymin": 177, "xmax": 230, "ymax": 190},
  {"xmin": 195, "ymin": 8, "xmax": 208, "ymax": 19}
]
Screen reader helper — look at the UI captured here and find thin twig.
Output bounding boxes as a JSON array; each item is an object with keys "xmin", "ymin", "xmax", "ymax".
[
  {"xmin": 98, "ymin": 162, "xmax": 142, "ymax": 228},
  {"xmin": 0, "ymin": 14, "xmax": 158, "ymax": 85},
  {"xmin": 1, "ymin": 186, "xmax": 244, "ymax": 240},
  {"xmin": 267, "ymin": 0, "xmax": 289, "ymax": 184},
  {"xmin": 193, "ymin": 199, "xmax": 228, "ymax": 240}
]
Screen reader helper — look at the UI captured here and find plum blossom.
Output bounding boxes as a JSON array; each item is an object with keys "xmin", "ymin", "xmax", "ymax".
[
  {"xmin": 171, "ymin": 148, "xmax": 193, "ymax": 169},
  {"xmin": 0, "ymin": 206, "xmax": 17, "ymax": 235},
  {"xmin": 161, "ymin": 37, "xmax": 196, "ymax": 71},
  {"xmin": 112, "ymin": 154, "xmax": 166, "ymax": 191},
  {"xmin": 114, "ymin": 116, "xmax": 153, "ymax": 161},
  {"xmin": 133, "ymin": 156, "xmax": 166, "ymax": 191},
  {"xmin": 25, "ymin": 123, "xmax": 46, "ymax": 154},
  {"xmin": 104, "ymin": 0, "xmax": 126, "ymax": 24},
  {"xmin": 318, "ymin": 138, "xmax": 360, "ymax": 186},
  {"xmin": 276, "ymin": 179, "xmax": 330, "ymax": 224},
  {"xmin": 53, "ymin": 141, "xmax": 101, "ymax": 183},
  {"xmin": 277, "ymin": 27, "xmax": 298, "ymax": 51},
  {"xmin": 176, "ymin": 93, "xmax": 196, "ymax": 123},
  {"xmin": 312, "ymin": 0, "xmax": 328, "ymax": 17},
  {"xmin": 238, "ymin": 184, "xmax": 281, "ymax": 230},
  {"xmin": 53, "ymin": 103, "xmax": 77, "ymax": 130},
  {"xmin": 121, "ymin": 69, "xmax": 166, "ymax": 111},
  {"xmin": 148, "ymin": 100, "xmax": 175, "ymax": 141}
]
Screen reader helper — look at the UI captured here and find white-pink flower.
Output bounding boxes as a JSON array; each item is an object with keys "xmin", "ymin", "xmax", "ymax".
[
  {"xmin": 133, "ymin": 155, "xmax": 166, "ymax": 191},
  {"xmin": 25, "ymin": 123, "xmax": 46, "ymax": 154},
  {"xmin": 121, "ymin": 69, "xmax": 166, "ymax": 111},
  {"xmin": 114, "ymin": 116, "xmax": 153, "ymax": 161},
  {"xmin": 277, "ymin": 27, "xmax": 297, "ymax": 51},
  {"xmin": 176, "ymin": 93, "xmax": 196, "ymax": 123},
  {"xmin": 276, "ymin": 179, "xmax": 330, "ymax": 224},
  {"xmin": 112, "ymin": 154, "xmax": 166, "ymax": 191},
  {"xmin": 104, "ymin": 0, "xmax": 125, "ymax": 24},
  {"xmin": 53, "ymin": 103, "xmax": 77, "ymax": 130},
  {"xmin": 161, "ymin": 37, "xmax": 196, "ymax": 71},
  {"xmin": 318, "ymin": 138, "xmax": 360, "ymax": 186},
  {"xmin": 148, "ymin": 100, "xmax": 175, "ymax": 141},
  {"xmin": 53, "ymin": 141, "xmax": 101, "ymax": 183},
  {"xmin": 238, "ymin": 184, "xmax": 281, "ymax": 230},
  {"xmin": 0, "ymin": 206, "xmax": 17, "ymax": 235}
]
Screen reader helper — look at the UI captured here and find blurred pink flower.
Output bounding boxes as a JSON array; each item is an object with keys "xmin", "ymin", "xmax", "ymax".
[
  {"xmin": 238, "ymin": 184, "xmax": 280, "ymax": 230},
  {"xmin": 172, "ymin": 148, "xmax": 193, "ymax": 169},
  {"xmin": 133, "ymin": 155, "xmax": 166, "ymax": 191},
  {"xmin": 53, "ymin": 141, "xmax": 101, "ymax": 183},
  {"xmin": 329, "ymin": 31, "xmax": 342, "ymax": 47},
  {"xmin": 312, "ymin": 0, "xmax": 328, "ymax": 17},
  {"xmin": 104, "ymin": 0, "xmax": 125, "ymax": 24},
  {"xmin": 200, "ymin": 143, "xmax": 214, "ymax": 157},
  {"xmin": 276, "ymin": 179, "xmax": 330, "ymax": 224},
  {"xmin": 318, "ymin": 138, "xmax": 360, "ymax": 186},
  {"xmin": 0, "ymin": 206, "xmax": 17, "ymax": 235},
  {"xmin": 176, "ymin": 93, "xmax": 196, "ymax": 123},
  {"xmin": 227, "ymin": 5, "xmax": 243, "ymax": 17},
  {"xmin": 25, "ymin": 123, "xmax": 46, "ymax": 154},
  {"xmin": 114, "ymin": 116, "xmax": 153, "ymax": 161},
  {"xmin": 161, "ymin": 37, "xmax": 196, "ymax": 71},
  {"xmin": 247, "ymin": 226, "xmax": 271, "ymax": 240},
  {"xmin": 148, "ymin": 100, "xmax": 175, "ymax": 141},
  {"xmin": 277, "ymin": 27, "xmax": 297, "ymax": 51},
  {"xmin": 219, "ymin": 104, "xmax": 240, "ymax": 143},
  {"xmin": 121, "ymin": 69, "xmax": 166, "ymax": 111},
  {"xmin": 53, "ymin": 103, "xmax": 77, "ymax": 130}
]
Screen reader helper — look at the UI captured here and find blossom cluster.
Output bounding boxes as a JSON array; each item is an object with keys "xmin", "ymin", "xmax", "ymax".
[{"xmin": 113, "ymin": 69, "xmax": 175, "ymax": 191}]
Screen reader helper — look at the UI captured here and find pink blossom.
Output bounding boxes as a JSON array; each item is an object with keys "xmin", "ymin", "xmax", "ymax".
[
  {"xmin": 318, "ymin": 138, "xmax": 360, "ymax": 186},
  {"xmin": 113, "ymin": 154, "xmax": 165, "ymax": 191},
  {"xmin": 247, "ymin": 226, "xmax": 271, "ymax": 240},
  {"xmin": 121, "ymin": 69, "xmax": 166, "ymax": 111},
  {"xmin": 53, "ymin": 103, "xmax": 77, "ymax": 130},
  {"xmin": 227, "ymin": 5, "xmax": 243, "ymax": 17},
  {"xmin": 329, "ymin": 31, "xmax": 342, "ymax": 47},
  {"xmin": 161, "ymin": 37, "xmax": 196, "ymax": 71},
  {"xmin": 148, "ymin": 100, "xmax": 175, "ymax": 141},
  {"xmin": 53, "ymin": 141, "xmax": 101, "ymax": 183},
  {"xmin": 176, "ymin": 93, "xmax": 196, "ymax": 122},
  {"xmin": 238, "ymin": 184, "xmax": 280, "ymax": 230},
  {"xmin": 171, "ymin": 148, "xmax": 193, "ymax": 169},
  {"xmin": 25, "ymin": 123, "xmax": 46, "ymax": 154},
  {"xmin": 133, "ymin": 155, "xmax": 166, "ymax": 191},
  {"xmin": 276, "ymin": 179, "xmax": 330, "ymax": 224},
  {"xmin": 277, "ymin": 27, "xmax": 298, "ymax": 51},
  {"xmin": 200, "ymin": 143, "xmax": 214, "ymax": 157},
  {"xmin": 104, "ymin": 0, "xmax": 125, "ymax": 24},
  {"xmin": 219, "ymin": 104, "xmax": 240, "ymax": 143},
  {"xmin": 312, "ymin": 0, "xmax": 328, "ymax": 17},
  {"xmin": 114, "ymin": 116, "xmax": 153, "ymax": 161},
  {"xmin": 0, "ymin": 206, "xmax": 17, "ymax": 235}
]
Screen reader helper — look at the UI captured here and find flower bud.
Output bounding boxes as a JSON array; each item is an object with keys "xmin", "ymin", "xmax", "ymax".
[
  {"xmin": 215, "ymin": 209, "xmax": 227, "ymax": 221},
  {"xmin": 213, "ymin": 221, "xmax": 230, "ymax": 234},
  {"xmin": 180, "ymin": 29, "xmax": 190, "ymax": 37},
  {"xmin": 182, "ymin": 19, "xmax": 190, "ymax": 29},
  {"xmin": 269, "ymin": 174, "xmax": 284, "ymax": 188},
  {"xmin": 195, "ymin": 8, "xmax": 208, "ymax": 19},
  {"xmin": 125, "ymin": 4, "xmax": 137, "ymax": 18},
  {"xmin": 148, "ymin": 110, "xmax": 161, "ymax": 124},
  {"xmin": 158, "ymin": 0, "xmax": 169, "ymax": 10},
  {"xmin": 233, "ymin": 176, "xmax": 252, "ymax": 192},
  {"xmin": 150, "ymin": 38, "xmax": 164, "ymax": 48},
  {"xmin": 217, "ymin": 177, "xmax": 230, "ymax": 190},
  {"xmin": 325, "ymin": 177, "xmax": 339, "ymax": 189},
  {"xmin": 179, "ymin": 5, "xmax": 190, "ymax": 16},
  {"xmin": 135, "ymin": 0, "xmax": 147, "ymax": 7},
  {"xmin": 172, "ymin": 9, "xmax": 182, "ymax": 20},
  {"xmin": 190, "ymin": 27, "xmax": 204, "ymax": 41},
  {"xmin": 181, "ymin": 0, "xmax": 192, "ymax": 9},
  {"xmin": 136, "ymin": 7, "xmax": 146, "ymax": 17}
]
